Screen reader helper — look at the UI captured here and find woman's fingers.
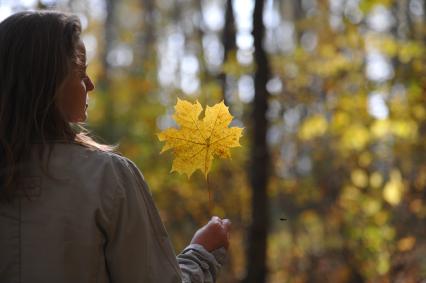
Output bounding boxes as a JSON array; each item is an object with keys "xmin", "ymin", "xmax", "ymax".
[
  {"xmin": 210, "ymin": 216, "xmax": 231, "ymax": 232},
  {"xmin": 211, "ymin": 216, "xmax": 231, "ymax": 229},
  {"xmin": 222, "ymin": 219, "xmax": 231, "ymax": 231},
  {"xmin": 189, "ymin": 216, "xmax": 232, "ymax": 251},
  {"xmin": 211, "ymin": 216, "xmax": 221, "ymax": 223},
  {"xmin": 212, "ymin": 216, "xmax": 231, "ymax": 243}
]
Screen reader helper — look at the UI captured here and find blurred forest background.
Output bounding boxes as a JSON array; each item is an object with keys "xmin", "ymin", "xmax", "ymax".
[{"xmin": 1, "ymin": 0, "xmax": 425, "ymax": 282}]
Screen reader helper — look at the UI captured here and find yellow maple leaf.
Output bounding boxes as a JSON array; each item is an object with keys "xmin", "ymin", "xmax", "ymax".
[{"xmin": 157, "ymin": 98, "xmax": 243, "ymax": 178}]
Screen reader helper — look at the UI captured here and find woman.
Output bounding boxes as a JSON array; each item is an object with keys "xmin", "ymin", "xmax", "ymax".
[{"xmin": 0, "ymin": 10, "xmax": 230, "ymax": 283}]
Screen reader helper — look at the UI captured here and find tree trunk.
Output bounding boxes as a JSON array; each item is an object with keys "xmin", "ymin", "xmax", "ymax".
[
  {"xmin": 139, "ymin": 0, "xmax": 156, "ymax": 63},
  {"xmin": 98, "ymin": 0, "xmax": 116, "ymax": 142},
  {"xmin": 243, "ymin": 0, "xmax": 271, "ymax": 282},
  {"xmin": 220, "ymin": 0, "xmax": 236, "ymax": 104}
]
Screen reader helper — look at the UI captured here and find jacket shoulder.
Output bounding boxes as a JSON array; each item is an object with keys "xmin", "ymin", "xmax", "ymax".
[{"xmin": 76, "ymin": 146, "xmax": 143, "ymax": 182}]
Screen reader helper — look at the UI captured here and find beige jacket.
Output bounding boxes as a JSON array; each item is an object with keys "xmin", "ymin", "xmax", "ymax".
[{"xmin": 0, "ymin": 143, "xmax": 226, "ymax": 283}]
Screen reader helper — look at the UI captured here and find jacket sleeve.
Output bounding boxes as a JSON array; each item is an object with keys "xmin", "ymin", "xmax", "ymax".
[
  {"xmin": 177, "ymin": 244, "xmax": 227, "ymax": 283},
  {"xmin": 104, "ymin": 155, "xmax": 226, "ymax": 283}
]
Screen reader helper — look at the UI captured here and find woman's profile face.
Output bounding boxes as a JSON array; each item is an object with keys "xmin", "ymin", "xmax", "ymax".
[{"xmin": 56, "ymin": 40, "xmax": 94, "ymax": 123}]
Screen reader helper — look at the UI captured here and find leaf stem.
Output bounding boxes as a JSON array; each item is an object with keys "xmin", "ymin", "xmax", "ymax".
[{"xmin": 207, "ymin": 175, "xmax": 213, "ymax": 214}]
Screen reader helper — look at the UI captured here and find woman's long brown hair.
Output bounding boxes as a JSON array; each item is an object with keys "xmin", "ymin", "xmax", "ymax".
[{"xmin": 0, "ymin": 11, "xmax": 113, "ymax": 202}]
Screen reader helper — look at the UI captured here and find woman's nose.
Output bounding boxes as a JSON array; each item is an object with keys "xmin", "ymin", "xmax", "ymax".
[{"xmin": 86, "ymin": 76, "xmax": 95, "ymax": 91}]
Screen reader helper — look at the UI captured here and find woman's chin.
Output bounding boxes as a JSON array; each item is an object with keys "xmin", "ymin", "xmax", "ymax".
[{"xmin": 69, "ymin": 113, "xmax": 87, "ymax": 123}]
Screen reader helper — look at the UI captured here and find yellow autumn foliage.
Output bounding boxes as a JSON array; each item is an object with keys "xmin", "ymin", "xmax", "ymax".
[
  {"xmin": 383, "ymin": 169, "xmax": 405, "ymax": 206},
  {"xmin": 299, "ymin": 115, "xmax": 328, "ymax": 140},
  {"xmin": 157, "ymin": 99, "xmax": 243, "ymax": 178}
]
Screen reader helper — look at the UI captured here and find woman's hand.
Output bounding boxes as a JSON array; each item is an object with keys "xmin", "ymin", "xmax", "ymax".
[{"xmin": 190, "ymin": 216, "xmax": 231, "ymax": 252}]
